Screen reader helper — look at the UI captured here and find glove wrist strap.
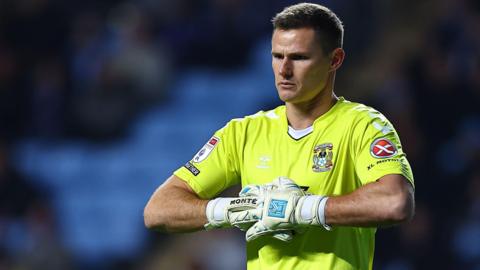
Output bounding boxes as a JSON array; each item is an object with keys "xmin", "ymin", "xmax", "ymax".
[
  {"xmin": 205, "ymin": 197, "xmax": 232, "ymax": 230},
  {"xmin": 317, "ymin": 197, "xmax": 332, "ymax": 231},
  {"xmin": 298, "ymin": 195, "xmax": 332, "ymax": 230}
]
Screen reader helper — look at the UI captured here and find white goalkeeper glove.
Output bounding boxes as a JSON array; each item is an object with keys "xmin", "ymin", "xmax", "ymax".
[
  {"xmin": 204, "ymin": 196, "xmax": 259, "ymax": 231},
  {"xmin": 245, "ymin": 177, "xmax": 331, "ymax": 242},
  {"xmin": 236, "ymin": 178, "xmax": 305, "ymax": 242},
  {"xmin": 204, "ymin": 177, "xmax": 305, "ymax": 242}
]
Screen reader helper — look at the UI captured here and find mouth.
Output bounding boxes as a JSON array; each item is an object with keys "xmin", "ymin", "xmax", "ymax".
[{"xmin": 278, "ymin": 81, "xmax": 296, "ymax": 89}]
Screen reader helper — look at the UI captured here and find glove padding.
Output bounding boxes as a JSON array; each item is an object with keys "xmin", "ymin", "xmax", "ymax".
[
  {"xmin": 245, "ymin": 178, "xmax": 329, "ymax": 242},
  {"xmin": 239, "ymin": 177, "xmax": 307, "ymax": 241},
  {"xmin": 204, "ymin": 196, "xmax": 259, "ymax": 230},
  {"xmin": 204, "ymin": 178, "xmax": 296, "ymax": 231}
]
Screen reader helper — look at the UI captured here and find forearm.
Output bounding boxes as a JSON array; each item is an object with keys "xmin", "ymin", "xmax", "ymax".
[
  {"xmin": 144, "ymin": 176, "xmax": 208, "ymax": 233},
  {"xmin": 324, "ymin": 174, "xmax": 415, "ymax": 227}
]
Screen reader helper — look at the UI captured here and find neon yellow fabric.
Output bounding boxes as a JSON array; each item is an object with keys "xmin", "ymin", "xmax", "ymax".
[{"xmin": 174, "ymin": 97, "xmax": 414, "ymax": 270}]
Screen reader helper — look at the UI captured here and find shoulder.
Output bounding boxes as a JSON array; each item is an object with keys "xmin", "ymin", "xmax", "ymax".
[
  {"xmin": 336, "ymin": 98, "xmax": 401, "ymax": 148},
  {"xmin": 336, "ymin": 98, "xmax": 389, "ymax": 126},
  {"xmin": 222, "ymin": 105, "xmax": 285, "ymax": 131}
]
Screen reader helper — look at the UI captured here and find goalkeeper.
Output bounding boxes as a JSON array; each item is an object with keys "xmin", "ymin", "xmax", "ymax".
[{"xmin": 144, "ymin": 3, "xmax": 415, "ymax": 270}]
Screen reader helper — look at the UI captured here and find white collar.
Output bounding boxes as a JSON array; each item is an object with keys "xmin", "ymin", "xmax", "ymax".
[{"xmin": 288, "ymin": 125, "xmax": 313, "ymax": 139}]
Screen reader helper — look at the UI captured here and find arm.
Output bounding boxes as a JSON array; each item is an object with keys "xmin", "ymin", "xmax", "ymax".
[
  {"xmin": 325, "ymin": 174, "xmax": 415, "ymax": 227},
  {"xmin": 243, "ymin": 175, "xmax": 415, "ymax": 242},
  {"xmin": 144, "ymin": 175, "xmax": 208, "ymax": 233}
]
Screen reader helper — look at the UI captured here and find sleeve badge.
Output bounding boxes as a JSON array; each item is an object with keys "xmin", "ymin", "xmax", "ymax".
[
  {"xmin": 192, "ymin": 136, "xmax": 219, "ymax": 163},
  {"xmin": 370, "ymin": 138, "xmax": 398, "ymax": 158}
]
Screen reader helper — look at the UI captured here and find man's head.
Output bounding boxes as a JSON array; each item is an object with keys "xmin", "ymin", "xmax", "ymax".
[
  {"xmin": 272, "ymin": 3, "xmax": 343, "ymax": 55},
  {"xmin": 271, "ymin": 3, "xmax": 345, "ymax": 105}
]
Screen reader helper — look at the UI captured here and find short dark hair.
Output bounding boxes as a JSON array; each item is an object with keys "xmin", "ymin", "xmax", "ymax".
[{"xmin": 272, "ymin": 3, "xmax": 344, "ymax": 54}]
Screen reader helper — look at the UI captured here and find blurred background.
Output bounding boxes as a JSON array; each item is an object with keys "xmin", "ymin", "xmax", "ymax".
[{"xmin": 0, "ymin": 0, "xmax": 479, "ymax": 269}]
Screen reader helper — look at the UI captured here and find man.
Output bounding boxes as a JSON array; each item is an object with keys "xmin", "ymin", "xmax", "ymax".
[{"xmin": 144, "ymin": 3, "xmax": 415, "ymax": 270}]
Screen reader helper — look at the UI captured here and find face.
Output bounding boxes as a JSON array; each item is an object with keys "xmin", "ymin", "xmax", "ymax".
[{"xmin": 272, "ymin": 28, "xmax": 333, "ymax": 104}]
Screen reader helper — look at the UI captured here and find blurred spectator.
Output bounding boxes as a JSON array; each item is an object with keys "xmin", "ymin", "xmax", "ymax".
[
  {"xmin": 107, "ymin": 2, "xmax": 171, "ymax": 105},
  {"xmin": 69, "ymin": 10, "xmax": 111, "ymax": 95},
  {"xmin": 68, "ymin": 60, "xmax": 139, "ymax": 140},
  {"xmin": 157, "ymin": 0, "xmax": 273, "ymax": 68},
  {"xmin": 0, "ymin": 43, "xmax": 26, "ymax": 142},
  {"xmin": 374, "ymin": 203, "xmax": 439, "ymax": 270},
  {"xmin": 453, "ymin": 169, "xmax": 480, "ymax": 269},
  {"xmin": 30, "ymin": 58, "xmax": 68, "ymax": 139},
  {"xmin": 0, "ymin": 142, "xmax": 71, "ymax": 269},
  {"xmin": 0, "ymin": 143, "xmax": 38, "ymax": 219},
  {"xmin": 68, "ymin": 3, "xmax": 172, "ymax": 140}
]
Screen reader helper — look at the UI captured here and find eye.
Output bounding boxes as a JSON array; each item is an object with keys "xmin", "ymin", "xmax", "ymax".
[
  {"xmin": 272, "ymin": 53, "xmax": 283, "ymax": 59},
  {"xmin": 290, "ymin": 54, "xmax": 309, "ymax": 60}
]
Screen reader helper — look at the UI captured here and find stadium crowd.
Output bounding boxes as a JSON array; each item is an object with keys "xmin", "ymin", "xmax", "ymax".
[{"xmin": 0, "ymin": 0, "xmax": 479, "ymax": 269}]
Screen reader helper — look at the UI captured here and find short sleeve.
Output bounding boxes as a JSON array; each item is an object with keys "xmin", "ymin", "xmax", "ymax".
[
  {"xmin": 174, "ymin": 121, "xmax": 241, "ymax": 199},
  {"xmin": 352, "ymin": 110, "xmax": 414, "ymax": 187}
]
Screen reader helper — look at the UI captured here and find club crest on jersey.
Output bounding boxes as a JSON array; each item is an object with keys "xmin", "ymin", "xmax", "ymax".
[
  {"xmin": 370, "ymin": 138, "xmax": 397, "ymax": 158},
  {"xmin": 312, "ymin": 143, "xmax": 334, "ymax": 172},
  {"xmin": 193, "ymin": 136, "xmax": 219, "ymax": 163}
]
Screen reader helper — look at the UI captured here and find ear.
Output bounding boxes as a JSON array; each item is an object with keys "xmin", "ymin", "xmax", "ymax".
[{"xmin": 329, "ymin": 48, "xmax": 345, "ymax": 71}]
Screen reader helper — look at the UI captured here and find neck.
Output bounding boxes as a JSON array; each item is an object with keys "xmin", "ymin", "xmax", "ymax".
[{"xmin": 286, "ymin": 75, "xmax": 338, "ymax": 130}]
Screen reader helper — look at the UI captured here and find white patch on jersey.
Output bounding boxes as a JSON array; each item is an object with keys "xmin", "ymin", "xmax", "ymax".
[
  {"xmin": 265, "ymin": 110, "xmax": 279, "ymax": 119},
  {"xmin": 373, "ymin": 121, "xmax": 392, "ymax": 135},
  {"xmin": 353, "ymin": 107, "xmax": 392, "ymax": 135},
  {"xmin": 249, "ymin": 111, "xmax": 264, "ymax": 118},
  {"xmin": 368, "ymin": 111, "xmax": 387, "ymax": 122},
  {"xmin": 192, "ymin": 136, "xmax": 219, "ymax": 163}
]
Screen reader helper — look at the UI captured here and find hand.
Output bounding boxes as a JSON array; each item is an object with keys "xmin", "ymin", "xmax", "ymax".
[
  {"xmin": 245, "ymin": 177, "xmax": 330, "ymax": 242},
  {"xmin": 204, "ymin": 179, "xmax": 287, "ymax": 231},
  {"xmin": 239, "ymin": 177, "xmax": 307, "ymax": 242},
  {"xmin": 204, "ymin": 196, "xmax": 260, "ymax": 230}
]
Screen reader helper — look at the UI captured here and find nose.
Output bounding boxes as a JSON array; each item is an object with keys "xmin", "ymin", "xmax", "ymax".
[{"xmin": 279, "ymin": 58, "xmax": 292, "ymax": 78}]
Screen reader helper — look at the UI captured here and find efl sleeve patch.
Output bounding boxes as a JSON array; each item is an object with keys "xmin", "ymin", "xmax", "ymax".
[{"xmin": 192, "ymin": 136, "xmax": 220, "ymax": 163}]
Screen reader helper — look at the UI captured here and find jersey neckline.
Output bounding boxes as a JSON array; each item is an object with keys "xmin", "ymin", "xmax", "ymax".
[
  {"xmin": 280, "ymin": 96, "xmax": 346, "ymax": 130},
  {"xmin": 287, "ymin": 125, "xmax": 314, "ymax": 140}
]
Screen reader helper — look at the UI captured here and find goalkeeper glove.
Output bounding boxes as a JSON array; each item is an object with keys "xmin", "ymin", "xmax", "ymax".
[
  {"xmin": 204, "ymin": 177, "xmax": 304, "ymax": 241},
  {"xmin": 245, "ymin": 178, "xmax": 331, "ymax": 242},
  {"xmin": 205, "ymin": 177, "xmax": 302, "ymax": 231},
  {"xmin": 204, "ymin": 196, "xmax": 260, "ymax": 231},
  {"xmin": 236, "ymin": 177, "xmax": 305, "ymax": 241}
]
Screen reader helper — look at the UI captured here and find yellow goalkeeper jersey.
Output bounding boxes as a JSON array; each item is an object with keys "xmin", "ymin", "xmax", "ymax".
[{"xmin": 174, "ymin": 97, "xmax": 414, "ymax": 270}]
